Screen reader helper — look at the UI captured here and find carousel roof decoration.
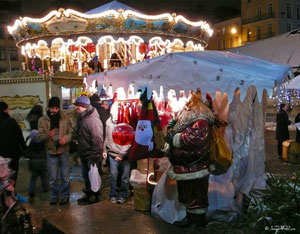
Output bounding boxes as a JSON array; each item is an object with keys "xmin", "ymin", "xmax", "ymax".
[{"xmin": 7, "ymin": 1, "xmax": 212, "ymax": 50}]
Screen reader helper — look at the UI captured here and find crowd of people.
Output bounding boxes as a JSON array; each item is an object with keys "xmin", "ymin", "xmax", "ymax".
[{"xmin": 0, "ymin": 94, "xmax": 133, "ymax": 208}]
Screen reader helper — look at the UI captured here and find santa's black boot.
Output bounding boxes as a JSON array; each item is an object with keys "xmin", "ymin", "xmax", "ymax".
[
  {"xmin": 189, "ymin": 213, "xmax": 207, "ymax": 227},
  {"xmin": 173, "ymin": 213, "xmax": 192, "ymax": 228}
]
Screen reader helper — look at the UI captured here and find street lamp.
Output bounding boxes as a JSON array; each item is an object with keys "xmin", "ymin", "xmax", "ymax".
[{"xmin": 231, "ymin": 27, "xmax": 237, "ymax": 34}]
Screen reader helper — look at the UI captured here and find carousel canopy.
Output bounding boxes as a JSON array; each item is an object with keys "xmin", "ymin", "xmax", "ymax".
[
  {"xmin": 86, "ymin": 0, "xmax": 144, "ymax": 15},
  {"xmin": 7, "ymin": 0, "xmax": 212, "ymax": 48},
  {"xmin": 86, "ymin": 51, "xmax": 292, "ymax": 102}
]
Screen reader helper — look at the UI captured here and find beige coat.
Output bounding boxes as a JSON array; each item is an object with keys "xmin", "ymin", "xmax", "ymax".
[{"xmin": 38, "ymin": 111, "xmax": 72, "ymax": 155}]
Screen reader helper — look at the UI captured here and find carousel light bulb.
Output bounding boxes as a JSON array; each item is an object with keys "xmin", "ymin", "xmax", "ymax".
[{"xmin": 104, "ymin": 59, "xmax": 108, "ymax": 69}]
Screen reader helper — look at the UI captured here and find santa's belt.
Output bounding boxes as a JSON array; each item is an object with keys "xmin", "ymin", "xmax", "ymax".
[{"xmin": 173, "ymin": 163, "xmax": 209, "ymax": 174}]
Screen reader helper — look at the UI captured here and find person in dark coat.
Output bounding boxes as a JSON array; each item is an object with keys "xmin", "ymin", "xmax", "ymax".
[
  {"xmin": 26, "ymin": 104, "xmax": 48, "ymax": 197},
  {"xmin": 74, "ymin": 96, "xmax": 104, "ymax": 205},
  {"xmin": 90, "ymin": 94, "xmax": 110, "ymax": 138},
  {"xmin": 0, "ymin": 101, "xmax": 26, "ymax": 184},
  {"xmin": 276, "ymin": 103, "xmax": 291, "ymax": 158}
]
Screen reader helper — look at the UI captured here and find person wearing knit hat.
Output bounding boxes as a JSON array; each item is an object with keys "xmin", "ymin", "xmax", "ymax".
[
  {"xmin": 0, "ymin": 101, "xmax": 26, "ymax": 186},
  {"xmin": 74, "ymin": 95, "xmax": 104, "ymax": 205},
  {"xmin": 38, "ymin": 96, "xmax": 72, "ymax": 205},
  {"xmin": 74, "ymin": 95, "xmax": 90, "ymax": 109},
  {"xmin": 0, "ymin": 101, "xmax": 9, "ymax": 114},
  {"xmin": 48, "ymin": 96, "xmax": 60, "ymax": 108}
]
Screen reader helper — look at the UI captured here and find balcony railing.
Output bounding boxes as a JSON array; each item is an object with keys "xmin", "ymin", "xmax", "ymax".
[
  {"xmin": 243, "ymin": 32, "xmax": 275, "ymax": 43},
  {"xmin": 242, "ymin": 12, "xmax": 275, "ymax": 25}
]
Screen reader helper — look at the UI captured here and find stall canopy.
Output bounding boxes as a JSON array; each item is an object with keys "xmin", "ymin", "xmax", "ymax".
[
  {"xmin": 229, "ymin": 28, "xmax": 300, "ymax": 68},
  {"xmin": 86, "ymin": 50, "xmax": 291, "ymax": 102},
  {"xmin": 283, "ymin": 74, "xmax": 300, "ymax": 90}
]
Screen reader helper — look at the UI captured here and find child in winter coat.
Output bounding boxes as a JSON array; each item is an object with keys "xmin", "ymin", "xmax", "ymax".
[{"xmin": 26, "ymin": 130, "xmax": 48, "ymax": 197}]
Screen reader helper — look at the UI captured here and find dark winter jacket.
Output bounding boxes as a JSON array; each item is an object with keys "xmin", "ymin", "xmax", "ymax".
[
  {"xmin": 295, "ymin": 113, "xmax": 300, "ymax": 143},
  {"xmin": 26, "ymin": 141, "xmax": 47, "ymax": 171},
  {"xmin": 0, "ymin": 112, "xmax": 26, "ymax": 158},
  {"xmin": 75, "ymin": 106, "xmax": 104, "ymax": 161},
  {"xmin": 276, "ymin": 109, "xmax": 291, "ymax": 141},
  {"xmin": 26, "ymin": 112, "xmax": 42, "ymax": 130}
]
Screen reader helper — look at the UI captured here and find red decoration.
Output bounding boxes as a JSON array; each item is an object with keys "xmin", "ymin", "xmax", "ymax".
[{"xmin": 112, "ymin": 123, "xmax": 135, "ymax": 146}]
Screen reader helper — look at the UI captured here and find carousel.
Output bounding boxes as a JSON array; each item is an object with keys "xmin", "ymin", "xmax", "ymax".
[{"xmin": 7, "ymin": 0, "xmax": 213, "ymax": 76}]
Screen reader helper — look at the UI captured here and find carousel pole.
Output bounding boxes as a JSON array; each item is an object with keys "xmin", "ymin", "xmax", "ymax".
[
  {"xmin": 78, "ymin": 44, "xmax": 82, "ymax": 76},
  {"xmin": 132, "ymin": 43, "xmax": 136, "ymax": 63},
  {"xmin": 24, "ymin": 52, "xmax": 29, "ymax": 71},
  {"xmin": 103, "ymin": 43, "xmax": 108, "ymax": 70},
  {"xmin": 41, "ymin": 55, "xmax": 44, "ymax": 71},
  {"xmin": 64, "ymin": 45, "xmax": 67, "ymax": 71}
]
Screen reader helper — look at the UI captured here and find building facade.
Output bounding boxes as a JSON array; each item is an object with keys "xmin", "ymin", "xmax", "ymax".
[
  {"xmin": 0, "ymin": 1, "xmax": 22, "ymax": 73},
  {"xmin": 209, "ymin": 0, "xmax": 300, "ymax": 50},
  {"xmin": 241, "ymin": 0, "xmax": 300, "ymax": 44},
  {"xmin": 207, "ymin": 17, "xmax": 242, "ymax": 50}
]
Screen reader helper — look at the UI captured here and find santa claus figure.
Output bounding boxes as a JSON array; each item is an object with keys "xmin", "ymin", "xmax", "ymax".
[{"xmin": 165, "ymin": 90, "xmax": 214, "ymax": 228}]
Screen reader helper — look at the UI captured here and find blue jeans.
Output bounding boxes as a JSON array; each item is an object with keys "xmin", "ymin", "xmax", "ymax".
[
  {"xmin": 109, "ymin": 156, "xmax": 130, "ymax": 199},
  {"xmin": 28, "ymin": 170, "xmax": 48, "ymax": 195},
  {"xmin": 47, "ymin": 152, "xmax": 70, "ymax": 199},
  {"xmin": 80, "ymin": 158, "xmax": 101, "ymax": 195}
]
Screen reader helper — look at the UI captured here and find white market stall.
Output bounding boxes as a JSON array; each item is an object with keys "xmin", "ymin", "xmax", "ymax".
[
  {"xmin": 228, "ymin": 28, "xmax": 300, "ymax": 69},
  {"xmin": 86, "ymin": 50, "xmax": 292, "ymax": 222},
  {"xmin": 283, "ymin": 74, "xmax": 300, "ymax": 90}
]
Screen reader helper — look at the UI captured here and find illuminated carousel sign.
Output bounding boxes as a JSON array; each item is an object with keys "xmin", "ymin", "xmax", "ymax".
[{"xmin": 8, "ymin": 1, "xmax": 213, "ymax": 74}]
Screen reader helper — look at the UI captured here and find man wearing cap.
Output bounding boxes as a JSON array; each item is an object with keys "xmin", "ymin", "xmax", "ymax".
[
  {"xmin": 74, "ymin": 95, "xmax": 104, "ymax": 205},
  {"xmin": 38, "ymin": 97, "xmax": 72, "ymax": 205},
  {"xmin": 0, "ymin": 101, "xmax": 26, "ymax": 184}
]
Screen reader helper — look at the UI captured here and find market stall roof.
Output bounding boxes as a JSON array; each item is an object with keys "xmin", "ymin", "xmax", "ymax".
[
  {"xmin": 228, "ymin": 28, "xmax": 300, "ymax": 68},
  {"xmin": 86, "ymin": 0, "xmax": 143, "ymax": 15},
  {"xmin": 282, "ymin": 74, "xmax": 300, "ymax": 90},
  {"xmin": 86, "ymin": 50, "xmax": 292, "ymax": 102}
]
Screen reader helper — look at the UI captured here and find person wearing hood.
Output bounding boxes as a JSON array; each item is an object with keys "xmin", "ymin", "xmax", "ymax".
[
  {"xmin": 0, "ymin": 101, "xmax": 26, "ymax": 184},
  {"xmin": 38, "ymin": 97, "xmax": 72, "ymax": 205},
  {"xmin": 74, "ymin": 95, "xmax": 104, "ymax": 205}
]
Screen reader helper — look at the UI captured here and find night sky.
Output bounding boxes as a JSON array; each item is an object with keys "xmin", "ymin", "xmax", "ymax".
[{"xmin": 1, "ymin": 0, "xmax": 241, "ymax": 24}]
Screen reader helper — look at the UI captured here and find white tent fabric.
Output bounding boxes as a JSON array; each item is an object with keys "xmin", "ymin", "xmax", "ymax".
[
  {"xmin": 86, "ymin": 51, "xmax": 291, "ymax": 102},
  {"xmin": 151, "ymin": 86, "xmax": 268, "ymax": 222},
  {"xmin": 282, "ymin": 74, "xmax": 300, "ymax": 90},
  {"xmin": 229, "ymin": 28, "xmax": 300, "ymax": 68}
]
